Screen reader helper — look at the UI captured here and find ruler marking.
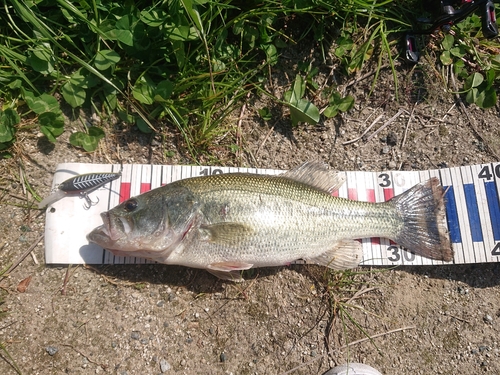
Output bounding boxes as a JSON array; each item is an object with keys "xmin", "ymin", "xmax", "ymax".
[
  {"xmin": 355, "ymin": 172, "xmax": 373, "ymax": 264},
  {"xmin": 338, "ymin": 173, "xmax": 348, "ymax": 199},
  {"xmin": 451, "ymin": 167, "xmax": 470, "ymax": 264},
  {"xmin": 472, "ymin": 164, "xmax": 494, "ymax": 262},
  {"xmin": 445, "ymin": 186, "xmax": 462, "ymax": 243},
  {"xmin": 485, "ymin": 181, "xmax": 500, "ymax": 241},
  {"xmin": 365, "ymin": 173, "xmax": 380, "ymax": 264},
  {"xmin": 488, "ymin": 162, "xmax": 500, "ymax": 243},
  {"xmin": 140, "ymin": 183, "xmax": 151, "ymax": 193},
  {"xmin": 152, "ymin": 165, "xmax": 161, "ymax": 190},
  {"xmin": 461, "ymin": 166, "xmax": 487, "ymax": 263},
  {"xmin": 463, "ymin": 184, "xmax": 483, "ymax": 242},
  {"xmin": 130, "ymin": 165, "xmax": 142, "ymax": 198},
  {"xmin": 161, "ymin": 165, "xmax": 170, "ymax": 185},
  {"xmin": 346, "ymin": 171, "xmax": 357, "ymax": 201},
  {"xmin": 373, "ymin": 172, "xmax": 390, "ymax": 265},
  {"xmin": 160, "ymin": 165, "xmax": 166, "ymax": 186},
  {"xmin": 365, "ymin": 172, "xmax": 380, "ymax": 256},
  {"xmin": 119, "ymin": 164, "xmax": 132, "ymax": 204},
  {"xmin": 438, "ymin": 168, "xmax": 463, "ymax": 265}
]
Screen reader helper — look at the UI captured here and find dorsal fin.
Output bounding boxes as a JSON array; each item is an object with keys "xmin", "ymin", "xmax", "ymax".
[{"xmin": 281, "ymin": 161, "xmax": 345, "ymax": 193}]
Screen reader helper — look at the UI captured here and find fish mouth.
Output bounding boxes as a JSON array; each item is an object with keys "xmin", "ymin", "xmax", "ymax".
[{"xmin": 87, "ymin": 212, "xmax": 130, "ymax": 244}]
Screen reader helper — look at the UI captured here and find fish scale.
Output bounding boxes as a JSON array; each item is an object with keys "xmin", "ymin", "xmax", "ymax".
[{"xmin": 180, "ymin": 173, "xmax": 398, "ymax": 249}]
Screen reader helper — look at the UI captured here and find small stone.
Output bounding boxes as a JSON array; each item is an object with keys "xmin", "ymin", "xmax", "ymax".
[
  {"xmin": 131, "ymin": 331, "xmax": 141, "ymax": 340},
  {"xmin": 381, "ymin": 146, "xmax": 390, "ymax": 154},
  {"xmin": 386, "ymin": 131, "xmax": 398, "ymax": 146},
  {"xmin": 46, "ymin": 346, "xmax": 58, "ymax": 356},
  {"xmin": 483, "ymin": 314, "xmax": 493, "ymax": 324},
  {"xmin": 157, "ymin": 301, "xmax": 165, "ymax": 307},
  {"xmin": 220, "ymin": 352, "xmax": 227, "ymax": 362},
  {"xmin": 160, "ymin": 359, "xmax": 171, "ymax": 372}
]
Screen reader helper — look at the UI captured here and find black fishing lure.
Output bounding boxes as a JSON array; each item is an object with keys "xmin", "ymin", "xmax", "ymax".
[{"xmin": 39, "ymin": 164, "xmax": 122, "ymax": 209}]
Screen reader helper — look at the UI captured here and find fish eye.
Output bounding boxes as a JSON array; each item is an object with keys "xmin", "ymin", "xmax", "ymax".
[{"xmin": 124, "ymin": 199, "xmax": 138, "ymax": 212}]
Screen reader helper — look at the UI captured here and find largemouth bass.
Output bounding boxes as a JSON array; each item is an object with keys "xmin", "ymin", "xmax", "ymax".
[{"xmin": 87, "ymin": 162, "xmax": 453, "ymax": 281}]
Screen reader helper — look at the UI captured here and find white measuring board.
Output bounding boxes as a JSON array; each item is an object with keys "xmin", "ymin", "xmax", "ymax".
[{"xmin": 43, "ymin": 162, "xmax": 500, "ymax": 267}]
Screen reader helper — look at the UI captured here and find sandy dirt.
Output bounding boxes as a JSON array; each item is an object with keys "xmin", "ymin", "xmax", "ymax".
[{"xmin": 1, "ymin": 51, "xmax": 500, "ymax": 375}]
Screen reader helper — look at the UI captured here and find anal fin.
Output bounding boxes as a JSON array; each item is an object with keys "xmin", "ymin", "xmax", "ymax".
[
  {"xmin": 208, "ymin": 261, "xmax": 253, "ymax": 271},
  {"xmin": 306, "ymin": 240, "xmax": 363, "ymax": 270},
  {"xmin": 206, "ymin": 269, "xmax": 246, "ymax": 282},
  {"xmin": 206, "ymin": 261, "xmax": 253, "ymax": 282}
]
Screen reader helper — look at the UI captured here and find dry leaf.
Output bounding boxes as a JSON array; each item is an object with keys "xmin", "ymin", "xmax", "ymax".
[{"xmin": 17, "ymin": 275, "xmax": 32, "ymax": 293}]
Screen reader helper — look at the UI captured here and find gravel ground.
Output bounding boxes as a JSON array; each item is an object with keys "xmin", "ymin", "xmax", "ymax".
[{"xmin": 1, "ymin": 51, "xmax": 500, "ymax": 375}]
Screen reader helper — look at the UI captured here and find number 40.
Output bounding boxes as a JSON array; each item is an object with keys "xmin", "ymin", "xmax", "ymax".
[{"xmin": 478, "ymin": 165, "xmax": 500, "ymax": 181}]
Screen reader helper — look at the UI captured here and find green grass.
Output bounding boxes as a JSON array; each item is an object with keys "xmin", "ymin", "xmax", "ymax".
[
  {"xmin": 0, "ymin": 0, "xmax": 499, "ymax": 161},
  {"xmin": 320, "ymin": 267, "xmax": 389, "ymax": 356},
  {"xmin": 0, "ymin": 0, "xmax": 418, "ymax": 160}
]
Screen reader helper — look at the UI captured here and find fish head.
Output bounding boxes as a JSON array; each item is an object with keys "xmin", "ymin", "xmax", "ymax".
[{"xmin": 87, "ymin": 185, "xmax": 198, "ymax": 258}]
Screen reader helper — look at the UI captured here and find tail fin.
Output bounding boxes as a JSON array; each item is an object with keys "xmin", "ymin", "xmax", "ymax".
[{"xmin": 391, "ymin": 178, "xmax": 453, "ymax": 262}]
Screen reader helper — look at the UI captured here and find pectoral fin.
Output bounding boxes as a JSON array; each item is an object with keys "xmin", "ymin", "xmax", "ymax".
[
  {"xmin": 306, "ymin": 240, "xmax": 363, "ymax": 270},
  {"xmin": 200, "ymin": 223, "xmax": 254, "ymax": 245}
]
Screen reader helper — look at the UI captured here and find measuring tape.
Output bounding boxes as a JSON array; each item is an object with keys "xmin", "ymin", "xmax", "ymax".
[{"xmin": 44, "ymin": 163, "xmax": 500, "ymax": 267}]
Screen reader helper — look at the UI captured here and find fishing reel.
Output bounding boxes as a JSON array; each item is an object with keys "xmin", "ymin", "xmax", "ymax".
[{"xmin": 404, "ymin": 0, "xmax": 499, "ymax": 63}]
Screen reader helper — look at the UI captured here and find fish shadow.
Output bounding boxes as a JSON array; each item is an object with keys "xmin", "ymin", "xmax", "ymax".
[
  {"xmin": 85, "ymin": 263, "xmax": 287, "ymax": 294},
  {"xmin": 82, "ymin": 255, "xmax": 500, "ymax": 293},
  {"xmin": 390, "ymin": 263, "xmax": 500, "ymax": 288}
]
